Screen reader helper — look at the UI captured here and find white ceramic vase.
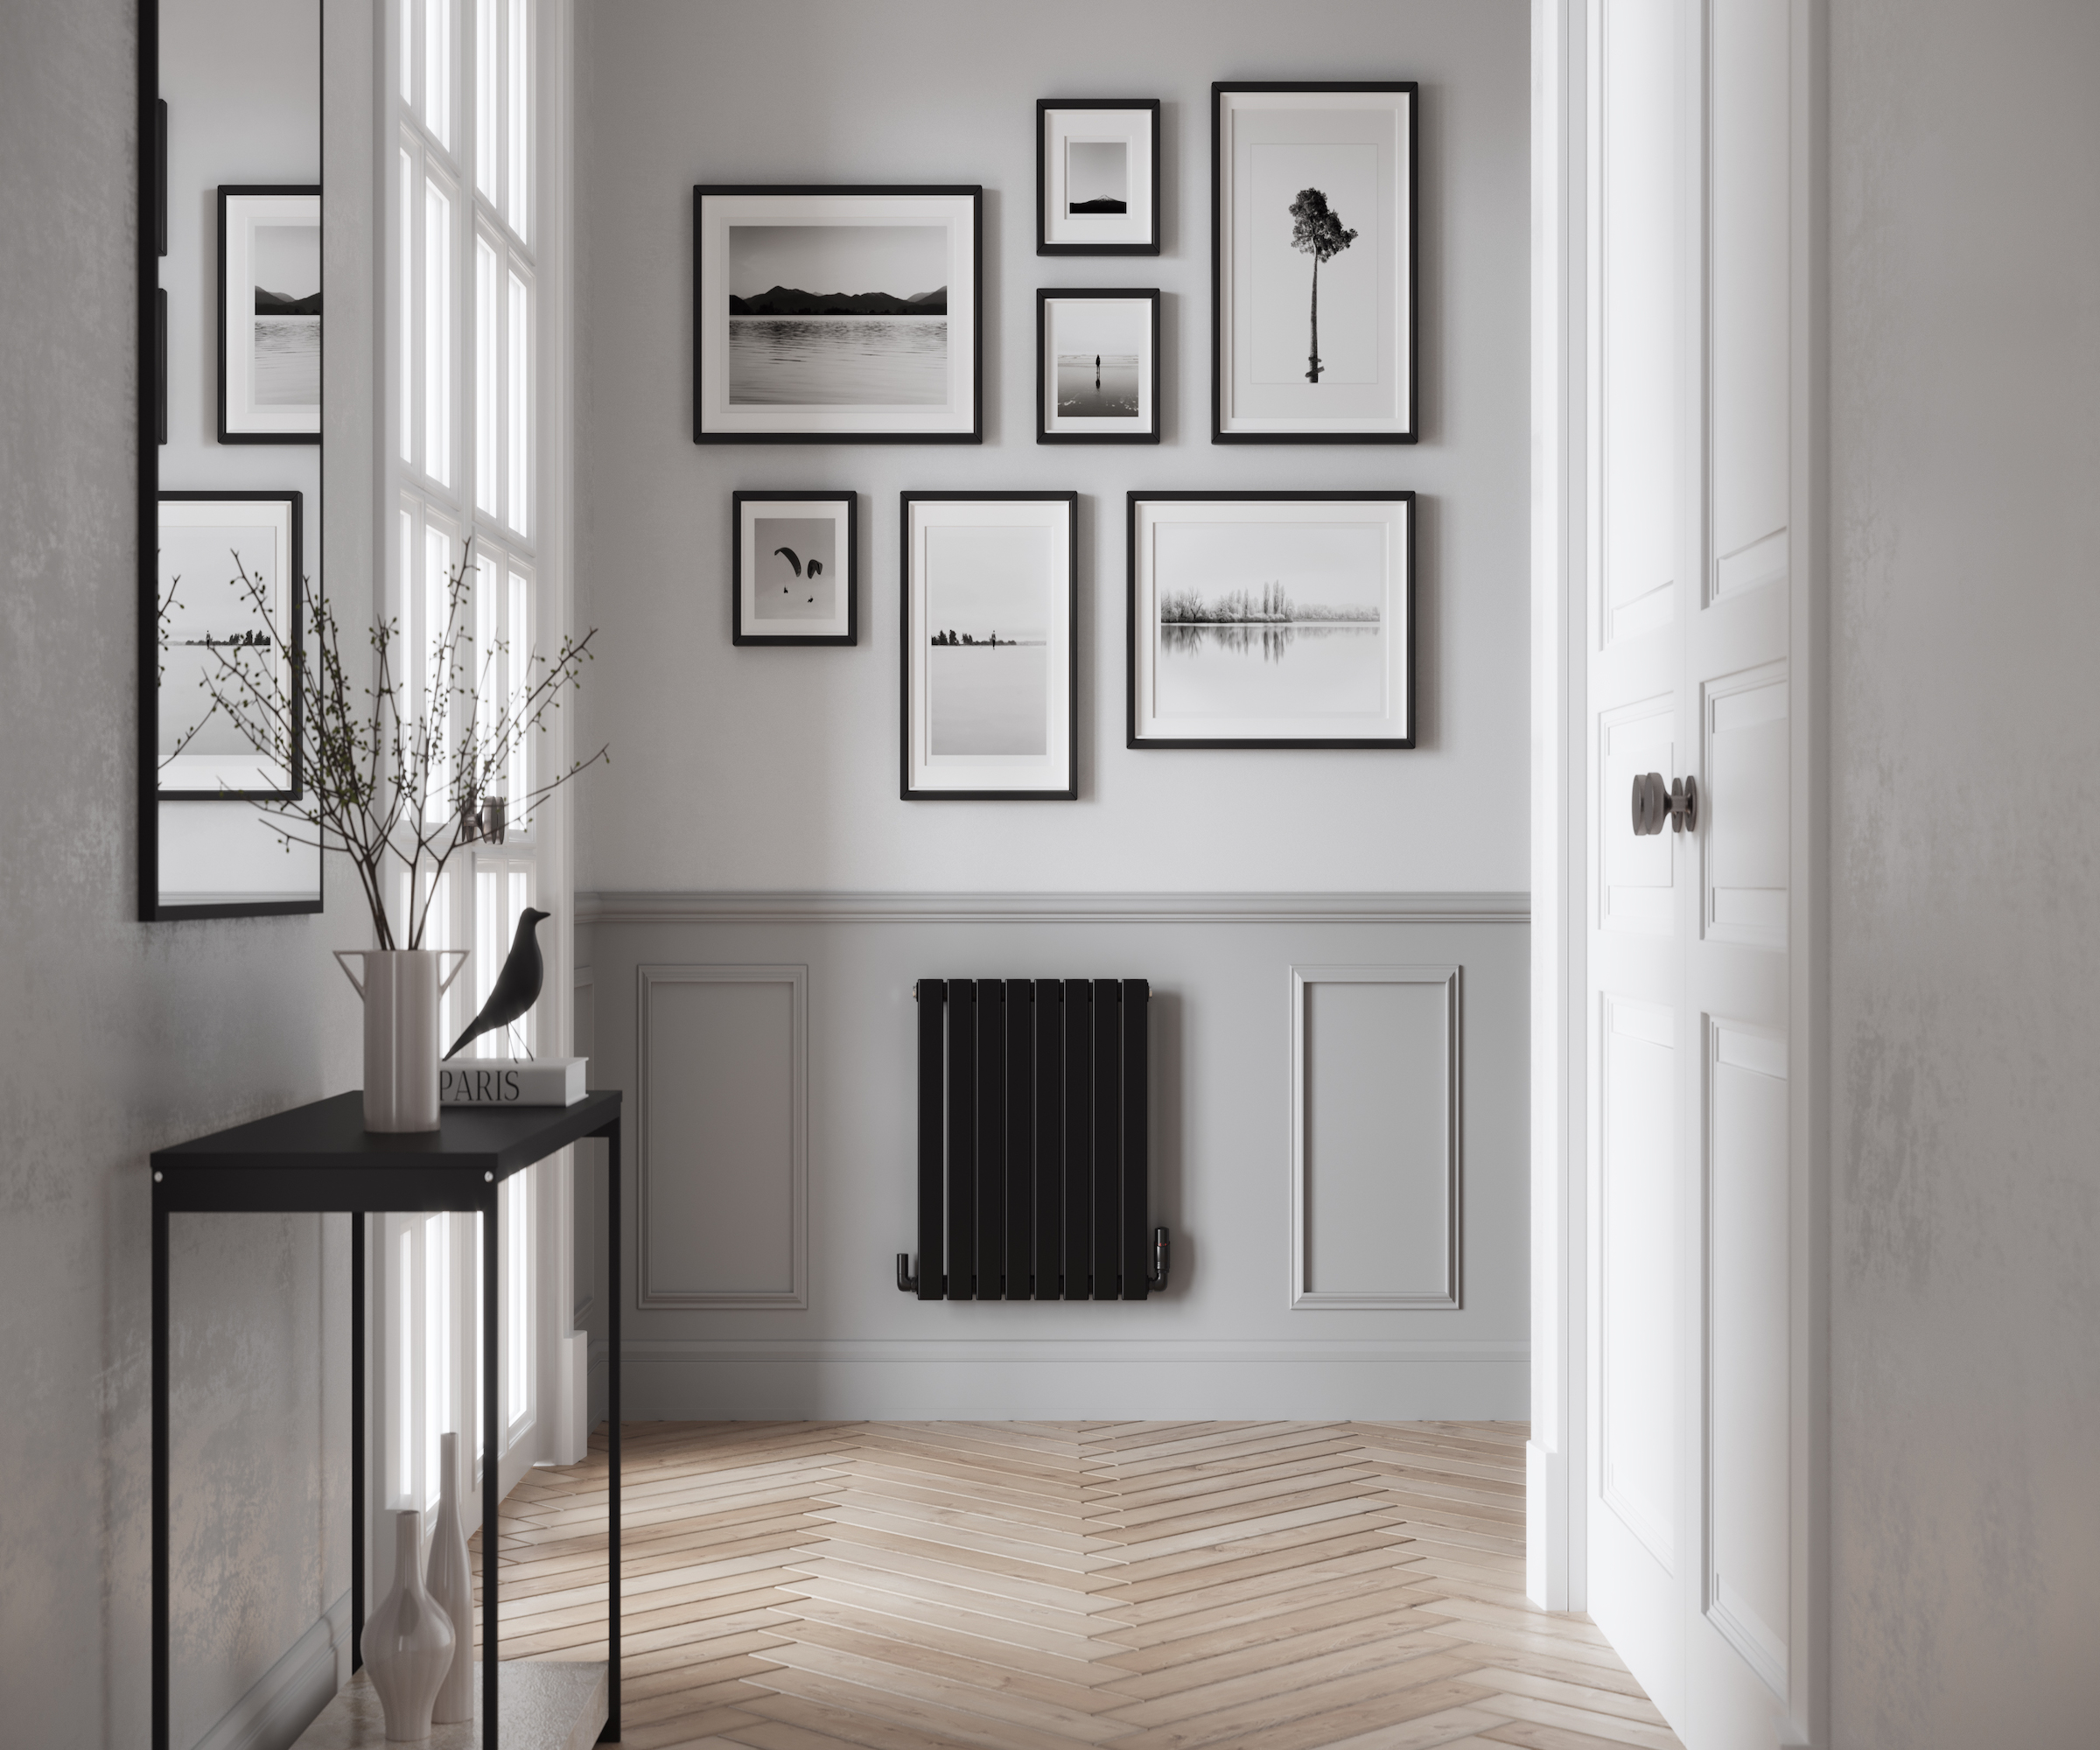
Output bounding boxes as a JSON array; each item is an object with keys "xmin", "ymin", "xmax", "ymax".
[
  {"xmin": 333, "ymin": 948, "xmax": 470, "ymax": 1131},
  {"xmin": 425, "ymin": 1432, "xmax": 476, "ymax": 1725},
  {"xmin": 364, "ymin": 1508, "xmax": 456, "ymax": 1742}
]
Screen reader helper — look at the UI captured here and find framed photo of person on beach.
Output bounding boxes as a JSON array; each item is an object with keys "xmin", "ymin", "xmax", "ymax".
[
  {"xmin": 694, "ymin": 186, "xmax": 983, "ymax": 442},
  {"xmin": 1038, "ymin": 100, "xmax": 1161, "ymax": 256},
  {"xmin": 218, "ymin": 186, "xmax": 321, "ymax": 443},
  {"xmin": 1037, "ymin": 289, "xmax": 1160, "ymax": 444},
  {"xmin": 1212, "ymin": 83, "xmax": 1417, "ymax": 443},
  {"xmin": 901, "ymin": 493, "xmax": 1077, "ymax": 800},
  {"xmin": 1127, "ymin": 492, "xmax": 1414, "ymax": 748},
  {"xmin": 732, "ymin": 491, "xmax": 858, "ymax": 646}
]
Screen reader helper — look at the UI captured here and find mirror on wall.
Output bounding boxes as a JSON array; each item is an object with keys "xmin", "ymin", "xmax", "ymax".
[{"xmin": 142, "ymin": 0, "xmax": 325, "ymax": 920}]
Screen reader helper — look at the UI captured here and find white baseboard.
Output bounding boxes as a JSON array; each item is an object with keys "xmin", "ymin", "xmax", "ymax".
[
  {"xmin": 618, "ymin": 1341, "xmax": 1529, "ymax": 1423},
  {"xmin": 192, "ymin": 1590, "xmax": 351, "ymax": 1750}
]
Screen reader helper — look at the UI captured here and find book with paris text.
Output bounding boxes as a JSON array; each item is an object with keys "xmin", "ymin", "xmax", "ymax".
[{"xmin": 438, "ymin": 1057, "xmax": 588, "ymax": 1106}]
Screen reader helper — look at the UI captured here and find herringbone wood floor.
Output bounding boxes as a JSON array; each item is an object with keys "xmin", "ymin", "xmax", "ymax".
[{"xmin": 470, "ymin": 1421, "xmax": 1682, "ymax": 1750}]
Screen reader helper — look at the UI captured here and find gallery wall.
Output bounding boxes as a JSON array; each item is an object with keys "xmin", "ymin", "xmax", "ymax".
[
  {"xmin": 572, "ymin": 0, "xmax": 1532, "ymax": 1421},
  {"xmin": 1830, "ymin": 0, "xmax": 2100, "ymax": 1740},
  {"xmin": 0, "ymin": 4, "xmax": 372, "ymax": 1748}
]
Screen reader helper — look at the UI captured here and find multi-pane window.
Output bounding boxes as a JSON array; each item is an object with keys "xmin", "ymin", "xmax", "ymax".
[{"xmin": 386, "ymin": 0, "xmax": 546, "ymax": 1513}]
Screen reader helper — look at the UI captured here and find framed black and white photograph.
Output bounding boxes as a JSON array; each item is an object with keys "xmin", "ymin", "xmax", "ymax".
[
  {"xmin": 694, "ymin": 186, "xmax": 982, "ymax": 443},
  {"xmin": 158, "ymin": 490, "xmax": 304, "ymax": 797},
  {"xmin": 1038, "ymin": 100, "xmax": 1161, "ymax": 256},
  {"xmin": 732, "ymin": 491, "xmax": 857, "ymax": 645},
  {"xmin": 1212, "ymin": 83, "xmax": 1417, "ymax": 443},
  {"xmin": 901, "ymin": 493, "xmax": 1077, "ymax": 800},
  {"xmin": 1038, "ymin": 289, "xmax": 1160, "ymax": 444},
  {"xmin": 218, "ymin": 186, "xmax": 321, "ymax": 444},
  {"xmin": 1128, "ymin": 492, "xmax": 1414, "ymax": 748}
]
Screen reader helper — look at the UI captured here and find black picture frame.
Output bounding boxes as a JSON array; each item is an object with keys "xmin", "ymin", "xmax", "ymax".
[
  {"xmin": 1211, "ymin": 82, "xmax": 1419, "ymax": 444},
  {"xmin": 1037, "ymin": 99, "xmax": 1162, "ymax": 256},
  {"xmin": 1036, "ymin": 288, "xmax": 1162, "ymax": 444},
  {"xmin": 1126, "ymin": 490, "xmax": 1417, "ymax": 749},
  {"xmin": 900, "ymin": 491, "xmax": 1079, "ymax": 801},
  {"xmin": 693, "ymin": 185, "xmax": 984, "ymax": 444},
  {"xmin": 217, "ymin": 183, "xmax": 322, "ymax": 445},
  {"xmin": 732, "ymin": 490, "xmax": 858, "ymax": 646},
  {"xmin": 156, "ymin": 488, "xmax": 306, "ymax": 802}
]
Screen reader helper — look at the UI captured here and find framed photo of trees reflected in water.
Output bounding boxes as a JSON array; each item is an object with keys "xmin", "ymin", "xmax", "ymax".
[
  {"xmin": 901, "ymin": 492, "xmax": 1077, "ymax": 800},
  {"xmin": 1127, "ymin": 492, "xmax": 1414, "ymax": 749}
]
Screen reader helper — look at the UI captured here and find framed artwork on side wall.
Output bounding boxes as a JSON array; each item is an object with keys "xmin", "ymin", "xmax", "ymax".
[
  {"xmin": 218, "ymin": 186, "xmax": 321, "ymax": 443},
  {"xmin": 1037, "ymin": 289, "xmax": 1161, "ymax": 443},
  {"xmin": 732, "ymin": 491, "xmax": 858, "ymax": 645},
  {"xmin": 1127, "ymin": 491, "xmax": 1415, "ymax": 748},
  {"xmin": 1212, "ymin": 83, "xmax": 1417, "ymax": 443},
  {"xmin": 1038, "ymin": 100, "xmax": 1161, "ymax": 255},
  {"xmin": 901, "ymin": 493, "xmax": 1078, "ymax": 800},
  {"xmin": 694, "ymin": 185, "xmax": 983, "ymax": 443}
]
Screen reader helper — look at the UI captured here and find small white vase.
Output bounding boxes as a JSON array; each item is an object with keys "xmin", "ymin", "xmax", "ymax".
[
  {"xmin": 426, "ymin": 1432, "xmax": 476, "ymax": 1725},
  {"xmin": 364, "ymin": 1508, "xmax": 457, "ymax": 1741},
  {"xmin": 334, "ymin": 948, "xmax": 470, "ymax": 1131}
]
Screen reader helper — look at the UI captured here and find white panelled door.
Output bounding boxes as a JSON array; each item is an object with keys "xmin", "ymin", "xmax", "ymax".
[{"xmin": 1585, "ymin": 4, "xmax": 1810, "ymax": 1746}]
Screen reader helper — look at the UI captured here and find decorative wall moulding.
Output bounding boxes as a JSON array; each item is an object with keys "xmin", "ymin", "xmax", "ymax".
[
  {"xmin": 576, "ymin": 891, "xmax": 1532, "ymax": 926},
  {"xmin": 620, "ymin": 1337, "xmax": 1531, "ymax": 1367}
]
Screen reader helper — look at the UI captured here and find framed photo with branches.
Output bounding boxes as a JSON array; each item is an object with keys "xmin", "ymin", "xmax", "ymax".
[{"xmin": 1212, "ymin": 83, "xmax": 1417, "ymax": 443}]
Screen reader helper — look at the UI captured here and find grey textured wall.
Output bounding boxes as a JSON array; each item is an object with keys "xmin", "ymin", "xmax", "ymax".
[
  {"xmin": 571, "ymin": 0, "xmax": 1531, "ymax": 895},
  {"xmin": 0, "ymin": 3, "xmax": 368, "ymax": 1746},
  {"xmin": 1831, "ymin": 1, "xmax": 2100, "ymax": 1741}
]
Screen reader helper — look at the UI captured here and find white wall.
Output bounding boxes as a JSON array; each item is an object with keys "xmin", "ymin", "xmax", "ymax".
[
  {"xmin": 1830, "ymin": 1, "xmax": 2100, "ymax": 1741},
  {"xmin": 0, "ymin": 4, "xmax": 371, "ymax": 1746},
  {"xmin": 573, "ymin": 0, "xmax": 1531, "ymax": 895},
  {"xmin": 570, "ymin": 0, "xmax": 1532, "ymax": 1423}
]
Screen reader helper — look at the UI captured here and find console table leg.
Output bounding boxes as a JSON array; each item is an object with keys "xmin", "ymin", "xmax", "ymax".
[
  {"xmin": 350, "ymin": 1211, "xmax": 365, "ymax": 1671},
  {"xmin": 484, "ymin": 1186, "xmax": 500, "ymax": 1750},
  {"xmin": 152, "ymin": 1186, "xmax": 170, "ymax": 1750},
  {"xmin": 604, "ymin": 1117, "xmax": 621, "ymax": 1743}
]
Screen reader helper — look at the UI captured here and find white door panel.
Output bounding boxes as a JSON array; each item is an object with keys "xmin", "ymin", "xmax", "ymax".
[{"xmin": 1704, "ymin": 667, "xmax": 1789, "ymax": 949}]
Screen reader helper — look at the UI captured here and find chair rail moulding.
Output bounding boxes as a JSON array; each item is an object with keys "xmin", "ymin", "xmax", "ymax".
[
  {"xmin": 620, "ymin": 1337, "xmax": 1530, "ymax": 1365},
  {"xmin": 578, "ymin": 891, "xmax": 1531, "ymax": 926},
  {"xmin": 634, "ymin": 963, "xmax": 808, "ymax": 1309}
]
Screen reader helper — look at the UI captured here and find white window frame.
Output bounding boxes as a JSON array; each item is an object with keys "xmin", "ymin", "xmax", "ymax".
[{"xmin": 370, "ymin": 0, "xmax": 580, "ymax": 1584}]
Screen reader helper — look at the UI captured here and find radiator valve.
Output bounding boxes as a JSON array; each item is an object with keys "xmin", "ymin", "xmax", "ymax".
[{"xmin": 1149, "ymin": 1227, "xmax": 1171, "ymax": 1292}]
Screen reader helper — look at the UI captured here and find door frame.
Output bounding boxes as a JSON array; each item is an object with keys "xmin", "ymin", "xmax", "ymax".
[{"xmin": 1526, "ymin": 1, "xmax": 1830, "ymax": 1741}]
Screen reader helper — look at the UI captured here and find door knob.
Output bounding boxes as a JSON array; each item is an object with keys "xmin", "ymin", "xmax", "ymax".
[{"xmin": 1631, "ymin": 772, "xmax": 1699, "ymax": 835}]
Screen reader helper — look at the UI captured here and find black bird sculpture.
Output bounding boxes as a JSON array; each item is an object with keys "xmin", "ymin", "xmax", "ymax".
[{"xmin": 444, "ymin": 906, "xmax": 550, "ymax": 1060}]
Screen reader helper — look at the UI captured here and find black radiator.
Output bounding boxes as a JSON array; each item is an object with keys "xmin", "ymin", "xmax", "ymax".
[{"xmin": 898, "ymin": 978, "xmax": 1169, "ymax": 1300}]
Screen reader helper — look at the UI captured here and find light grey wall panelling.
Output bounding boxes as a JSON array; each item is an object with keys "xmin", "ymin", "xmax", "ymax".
[
  {"xmin": 571, "ymin": 0, "xmax": 1530, "ymax": 897},
  {"xmin": 580, "ymin": 897, "xmax": 1527, "ymax": 1421},
  {"xmin": 636, "ymin": 963, "xmax": 809, "ymax": 1309},
  {"xmin": 1292, "ymin": 965, "xmax": 1460, "ymax": 1310},
  {"xmin": 572, "ymin": 964, "xmax": 596, "ymax": 1324}
]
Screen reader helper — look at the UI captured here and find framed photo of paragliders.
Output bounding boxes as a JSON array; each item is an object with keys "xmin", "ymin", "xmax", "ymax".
[
  {"xmin": 1211, "ymin": 83, "xmax": 1418, "ymax": 444},
  {"xmin": 732, "ymin": 491, "xmax": 858, "ymax": 646}
]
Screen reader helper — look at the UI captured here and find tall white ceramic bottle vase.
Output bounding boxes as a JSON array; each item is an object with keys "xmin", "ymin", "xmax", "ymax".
[
  {"xmin": 364, "ymin": 1508, "xmax": 456, "ymax": 1741},
  {"xmin": 426, "ymin": 1432, "xmax": 476, "ymax": 1725}
]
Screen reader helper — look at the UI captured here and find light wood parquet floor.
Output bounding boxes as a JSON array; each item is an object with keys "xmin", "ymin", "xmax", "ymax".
[{"xmin": 470, "ymin": 1421, "xmax": 1682, "ymax": 1750}]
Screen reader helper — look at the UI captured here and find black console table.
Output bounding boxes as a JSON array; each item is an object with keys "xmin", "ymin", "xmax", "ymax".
[{"xmin": 150, "ymin": 1090, "xmax": 624, "ymax": 1750}]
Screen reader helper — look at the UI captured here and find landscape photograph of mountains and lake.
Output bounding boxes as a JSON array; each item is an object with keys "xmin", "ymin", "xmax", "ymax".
[
  {"xmin": 1151, "ymin": 518, "xmax": 1389, "ymax": 719},
  {"xmin": 728, "ymin": 223, "xmax": 948, "ymax": 404},
  {"xmin": 1064, "ymin": 137, "xmax": 1128, "ymax": 214},
  {"xmin": 249, "ymin": 221, "xmax": 319, "ymax": 405}
]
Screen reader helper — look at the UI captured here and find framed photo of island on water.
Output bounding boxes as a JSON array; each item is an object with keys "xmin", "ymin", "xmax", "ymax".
[
  {"xmin": 1038, "ymin": 100, "xmax": 1160, "ymax": 255},
  {"xmin": 901, "ymin": 493, "xmax": 1077, "ymax": 800},
  {"xmin": 1038, "ymin": 289, "xmax": 1160, "ymax": 444},
  {"xmin": 1127, "ymin": 492, "xmax": 1414, "ymax": 748},
  {"xmin": 218, "ymin": 186, "xmax": 321, "ymax": 443},
  {"xmin": 1213, "ymin": 83, "xmax": 1417, "ymax": 443},
  {"xmin": 732, "ymin": 491, "xmax": 858, "ymax": 645},
  {"xmin": 694, "ymin": 186, "xmax": 982, "ymax": 442}
]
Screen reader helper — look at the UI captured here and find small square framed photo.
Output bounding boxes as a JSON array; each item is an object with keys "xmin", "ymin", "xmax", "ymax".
[
  {"xmin": 219, "ymin": 186, "xmax": 321, "ymax": 444},
  {"xmin": 694, "ymin": 185, "xmax": 983, "ymax": 443},
  {"xmin": 1213, "ymin": 83, "xmax": 1418, "ymax": 443},
  {"xmin": 901, "ymin": 493, "xmax": 1077, "ymax": 800},
  {"xmin": 1038, "ymin": 101, "xmax": 1161, "ymax": 256},
  {"xmin": 733, "ymin": 492, "xmax": 857, "ymax": 645},
  {"xmin": 1038, "ymin": 290, "xmax": 1160, "ymax": 444},
  {"xmin": 1128, "ymin": 492, "xmax": 1414, "ymax": 748}
]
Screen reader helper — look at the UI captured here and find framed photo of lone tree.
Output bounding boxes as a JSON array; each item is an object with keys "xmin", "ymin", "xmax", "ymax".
[
  {"xmin": 694, "ymin": 186, "xmax": 982, "ymax": 442},
  {"xmin": 732, "ymin": 491, "xmax": 858, "ymax": 645},
  {"xmin": 1127, "ymin": 492, "xmax": 1414, "ymax": 748},
  {"xmin": 1212, "ymin": 83, "xmax": 1417, "ymax": 443},
  {"xmin": 901, "ymin": 493, "xmax": 1077, "ymax": 800}
]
